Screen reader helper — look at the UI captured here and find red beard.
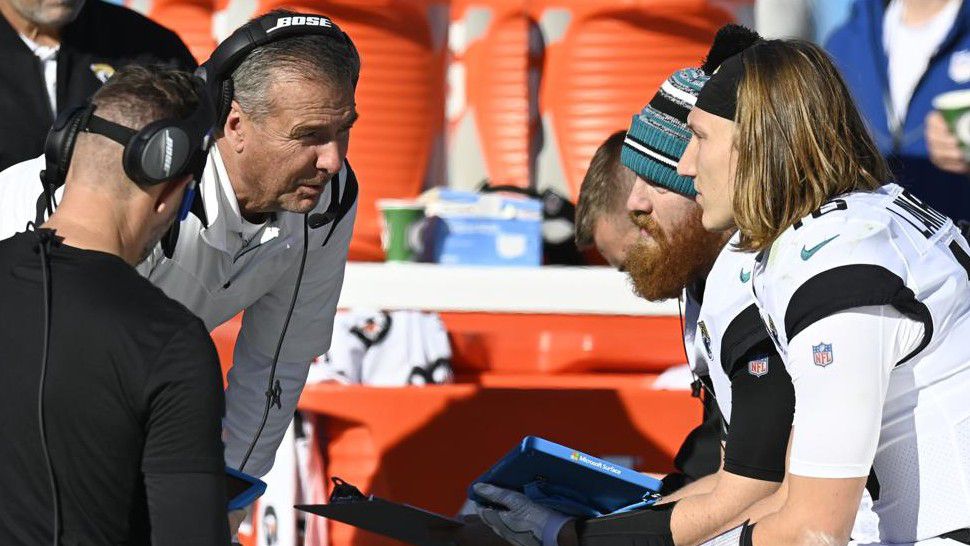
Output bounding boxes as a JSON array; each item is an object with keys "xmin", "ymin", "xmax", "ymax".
[{"xmin": 624, "ymin": 208, "xmax": 731, "ymax": 301}]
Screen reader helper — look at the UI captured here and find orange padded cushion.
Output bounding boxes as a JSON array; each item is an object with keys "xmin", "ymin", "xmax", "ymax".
[{"xmin": 535, "ymin": 0, "xmax": 731, "ymax": 198}]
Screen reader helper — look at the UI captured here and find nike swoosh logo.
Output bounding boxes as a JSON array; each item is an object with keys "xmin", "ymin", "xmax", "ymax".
[
  {"xmin": 801, "ymin": 235, "xmax": 840, "ymax": 260},
  {"xmin": 739, "ymin": 269, "xmax": 751, "ymax": 283}
]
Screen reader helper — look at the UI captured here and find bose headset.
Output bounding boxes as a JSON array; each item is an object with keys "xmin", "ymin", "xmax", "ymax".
[
  {"xmin": 31, "ymin": 73, "xmax": 216, "ymax": 546},
  {"xmin": 39, "ymin": 75, "xmax": 216, "ymax": 256},
  {"xmin": 197, "ymin": 10, "xmax": 360, "ymax": 474}
]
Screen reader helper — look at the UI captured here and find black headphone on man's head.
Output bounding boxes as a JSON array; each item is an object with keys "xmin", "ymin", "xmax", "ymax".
[
  {"xmin": 198, "ymin": 11, "xmax": 354, "ymax": 127},
  {"xmin": 192, "ymin": 10, "xmax": 358, "ymax": 237},
  {"xmin": 39, "ymin": 75, "xmax": 215, "ymax": 257},
  {"xmin": 41, "ymin": 75, "xmax": 215, "ymax": 196}
]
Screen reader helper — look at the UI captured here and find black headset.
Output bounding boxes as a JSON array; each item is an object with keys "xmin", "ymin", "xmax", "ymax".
[
  {"xmin": 198, "ymin": 11, "xmax": 354, "ymax": 128},
  {"xmin": 41, "ymin": 76, "xmax": 215, "ymax": 205},
  {"xmin": 39, "ymin": 76, "xmax": 216, "ymax": 257}
]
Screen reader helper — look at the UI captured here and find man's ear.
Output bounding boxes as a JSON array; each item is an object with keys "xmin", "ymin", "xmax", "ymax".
[
  {"xmin": 155, "ymin": 175, "xmax": 191, "ymax": 214},
  {"xmin": 223, "ymin": 101, "xmax": 247, "ymax": 153}
]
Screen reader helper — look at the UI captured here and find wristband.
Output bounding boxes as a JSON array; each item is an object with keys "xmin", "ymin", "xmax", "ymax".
[
  {"xmin": 573, "ymin": 502, "xmax": 677, "ymax": 546},
  {"xmin": 700, "ymin": 521, "xmax": 755, "ymax": 546}
]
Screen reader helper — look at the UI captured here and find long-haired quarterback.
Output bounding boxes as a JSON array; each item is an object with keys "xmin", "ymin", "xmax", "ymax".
[{"xmin": 679, "ymin": 38, "xmax": 970, "ymax": 546}]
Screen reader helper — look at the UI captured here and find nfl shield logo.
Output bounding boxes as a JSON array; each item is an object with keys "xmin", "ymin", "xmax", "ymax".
[
  {"xmin": 812, "ymin": 343, "xmax": 834, "ymax": 367},
  {"xmin": 748, "ymin": 357, "xmax": 769, "ymax": 377}
]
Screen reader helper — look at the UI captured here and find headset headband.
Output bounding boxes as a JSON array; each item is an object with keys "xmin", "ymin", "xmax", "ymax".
[
  {"xmin": 198, "ymin": 12, "xmax": 353, "ymax": 126},
  {"xmin": 43, "ymin": 75, "xmax": 214, "ymax": 190}
]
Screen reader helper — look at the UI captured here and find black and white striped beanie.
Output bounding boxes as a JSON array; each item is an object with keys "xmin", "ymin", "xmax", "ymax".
[{"xmin": 620, "ymin": 68, "xmax": 708, "ymax": 197}]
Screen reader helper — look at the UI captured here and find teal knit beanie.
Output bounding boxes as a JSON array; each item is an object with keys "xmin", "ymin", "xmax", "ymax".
[{"xmin": 621, "ymin": 67, "xmax": 709, "ymax": 197}]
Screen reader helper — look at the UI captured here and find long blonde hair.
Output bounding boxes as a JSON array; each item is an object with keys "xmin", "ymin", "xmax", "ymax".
[{"xmin": 733, "ymin": 40, "xmax": 890, "ymax": 251}]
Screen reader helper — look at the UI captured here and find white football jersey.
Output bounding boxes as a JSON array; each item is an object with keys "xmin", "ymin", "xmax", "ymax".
[
  {"xmin": 685, "ymin": 234, "xmax": 794, "ymax": 484},
  {"xmin": 752, "ymin": 183, "xmax": 970, "ymax": 542},
  {"xmin": 694, "ymin": 233, "xmax": 769, "ymax": 424},
  {"xmin": 308, "ymin": 309, "xmax": 453, "ymax": 386}
]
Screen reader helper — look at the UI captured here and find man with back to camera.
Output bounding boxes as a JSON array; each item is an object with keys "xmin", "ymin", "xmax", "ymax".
[
  {"xmin": 0, "ymin": 65, "xmax": 229, "ymax": 545},
  {"xmin": 0, "ymin": 0, "xmax": 196, "ymax": 171},
  {"xmin": 0, "ymin": 9, "xmax": 362, "ymax": 531},
  {"xmin": 467, "ymin": 27, "xmax": 802, "ymax": 546}
]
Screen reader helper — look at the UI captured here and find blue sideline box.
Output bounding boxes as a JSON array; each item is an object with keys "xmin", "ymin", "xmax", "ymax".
[{"xmin": 424, "ymin": 190, "xmax": 542, "ymax": 267}]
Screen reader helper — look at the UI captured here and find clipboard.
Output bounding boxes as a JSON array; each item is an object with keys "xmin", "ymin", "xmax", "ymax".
[{"xmin": 296, "ymin": 478, "xmax": 465, "ymax": 546}]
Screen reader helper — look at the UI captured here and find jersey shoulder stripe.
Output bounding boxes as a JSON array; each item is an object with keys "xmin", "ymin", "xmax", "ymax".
[
  {"xmin": 754, "ymin": 183, "xmax": 970, "ymax": 361},
  {"xmin": 784, "ymin": 264, "xmax": 932, "ymax": 365},
  {"xmin": 721, "ymin": 303, "xmax": 772, "ymax": 376}
]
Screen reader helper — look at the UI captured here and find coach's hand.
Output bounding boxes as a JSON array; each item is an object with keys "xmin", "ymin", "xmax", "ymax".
[
  {"xmin": 472, "ymin": 483, "xmax": 573, "ymax": 546},
  {"xmin": 228, "ymin": 508, "xmax": 247, "ymax": 537}
]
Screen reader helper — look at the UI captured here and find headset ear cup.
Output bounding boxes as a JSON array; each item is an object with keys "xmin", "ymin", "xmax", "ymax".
[
  {"xmin": 124, "ymin": 121, "xmax": 193, "ymax": 185},
  {"xmin": 43, "ymin": 105, "xmax": 93, "ymax": 189},
  {"xmin": 121, "ymin": 132, "xmax": 146, "ymax": 185}
]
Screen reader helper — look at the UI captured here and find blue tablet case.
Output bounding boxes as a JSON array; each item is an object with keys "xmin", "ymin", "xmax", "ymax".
[
  {"xmin": 226, "ymin": 466, "xmax": 267, "ymax": 511},
  {"xmin": 468, "ymin": 437, "xmax": 663, "ymax": 517}
]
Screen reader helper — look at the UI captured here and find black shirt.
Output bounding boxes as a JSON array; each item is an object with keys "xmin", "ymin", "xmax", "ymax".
[
  {"xmin": 0, "ymin": 0, "xmax": 196, "ymax": 171},
  {"xmin": 0, "ymin": 231, "xmax": 229, "ymax": 545}
]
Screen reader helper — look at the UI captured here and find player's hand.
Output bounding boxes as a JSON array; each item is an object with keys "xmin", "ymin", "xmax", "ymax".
[
  {"xmin": 472, "ymin": 483, "xmax": 573, "ymax": 546},
  {"xmin": 228, "ymin": 508, "xmax": 247, "ymax": 537},
  {"xmin": 926, "ymin": 111, "xmax": 970, "ymax": 174}
]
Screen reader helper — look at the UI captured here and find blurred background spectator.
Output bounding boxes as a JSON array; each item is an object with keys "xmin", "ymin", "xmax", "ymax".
[
  {"xmin": 826, "ymin": 0, "xmax": 970, "ymax": 222},
  {"xmin": 0, "ymin": 0, "xmax": 195, "ymax": 171},
  {"xmin": 754, "ymin": 0, "xmax": 854, "ymax": 42}
]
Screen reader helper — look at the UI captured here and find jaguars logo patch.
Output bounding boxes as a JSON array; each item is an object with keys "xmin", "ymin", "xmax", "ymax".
[
  {"xmin": 767, "ymin": 316, "xmax": 778, "ymax": 340},
  {"xmin": 698, "ymin": 320, "xmax": 713, "ymax": 360},
  {"xmin": 90, "ymin": 63, "xmax": 115, "ymax": 84}
]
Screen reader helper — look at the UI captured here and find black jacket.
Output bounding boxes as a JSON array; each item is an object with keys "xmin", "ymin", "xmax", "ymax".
[{"xmin": 0, "ymin": 0, "xmax": 196, "ymax": 171}]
